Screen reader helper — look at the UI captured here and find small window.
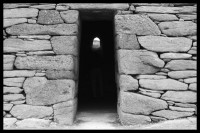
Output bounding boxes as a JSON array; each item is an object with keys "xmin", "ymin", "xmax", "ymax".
[{"xmin": 92, "ymin": 37, "xmax": 100, "ymax": 49}]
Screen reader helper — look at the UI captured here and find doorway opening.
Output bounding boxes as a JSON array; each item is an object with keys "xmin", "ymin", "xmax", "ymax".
[{"xmin": 77, "ymin": 11, "xmax": 117, "ymax": 116}]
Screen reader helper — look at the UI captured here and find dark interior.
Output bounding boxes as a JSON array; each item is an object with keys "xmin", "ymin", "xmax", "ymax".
[{"xmin": 77, "ymin": 11, "xmax": 117, "ymax": 112}]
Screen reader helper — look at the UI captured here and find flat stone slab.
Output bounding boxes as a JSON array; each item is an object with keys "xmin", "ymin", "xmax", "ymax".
[
  {"xmin": 3, "ymin": 87, "xmax": 23, "ymax": 94},
  {"xmin": 138, "ymin": 36, "xmax": 192, "ymax": 52},
  {"xmin": 18, "ymin": 35, "xmax": 51, "ymax": 40},
  {"xmin": 6, "ymin": 23, "xmax": 78, "ymax": 35},
  {"xmin": 4, "ymin": 118, "xmax": 17, "ymax": 127},
  {"xmin": 30, "ymin": 4, "xmax": 56, "ymax": 9},
  {"xmin": 117, "ymin": 50, "xmax": 164, "ymax": 74},
  {"xmin": 60, "ymin": 10, "xmax": 79, "ymax": 24},
  {"xmin": 139, "ymin": 79, "xmax": 188, "ymax": 91},
  {"xmin": 168, "ymin": 71, "xmax": 196, "ymax": 79},
  {"xmin": 158, "ymin": 21, "xmax": 196, "ymax": 36},
  {"xmin": 189, "ymin": 83, "xmax": 196, "ymax": 91},
  {"xmin": 177, "ymin": 14, "xmax": 197, "ymax": 20},
  {"xmin": 119, "ymin": 75, "xmax": 138, "ymax": 91},
  {"xmin": 136, "ymin": 75, "xmax": 166, "ymax": 79},
  {"xmin": 4, "ymin": 77, "xmax": 25, "ymax": 87},
  {"xmin": 4, "ymin": 70, "xmax": 36, "ymax": 77},
  {"xmin": 160, "ymin": 53, "xmax": 192, "ymax": 59},
  {"xmin": 4, "ymin": 39, "xmax": 52, "ymax": 53},
  {"xmin": 15, "ymin": 118, "xmax": 51, "ymax": 128},
  {"xmin": 4, "ymin": 55, "xmax": 15, "ymax": 70},
  {"xmin": 165, "ymin": 60, "xmax": 196, "ymax": 70},
  {"xmin": 4, "ymin": 18, "xmax": 27, "ymax": 28},
  {"xmin": 115, "ymin": 15, "xmax": 161, "ymax": 35},
  {"xmin": 169, "ymin": 106, "xmax": 195, "ymax": 112},
  {"xmin": 10, "ymin": 104, "xmax": 53, "ymax": 119},
  {"xmin": 46, "ymin": 70, "xmax": 75, "ymax": 80},
  {"xmin": 161, "ymin": 91, "xmax": 196, "ymax": 103},
  {"xmin": 14, "ymin": 55, "xmax": 74, "ymax": 70},
  {"xmin": 148, "ymin": 14, "xmax": 178, "ymax": 21},
  {"xmin": 23, "ymin": 77, "xmax": 75, "ymax": 105},
  {"xmin": 184, "ymin": 78, "xmax": 196, "ymax": 84},
  {"xmin": 120, "ymin": 91, "xmax": 168, "ymax": 115},
  {"xmin": 4, "ymin": 8, "xmax": 38, "ymax": 18},
  {"xmin": 4, "ymin": 103, "xmax": 13, "ymax": 111},
  {"xmin": 4, "ymin": 94, "xmax": 25, "ymax": 102}
]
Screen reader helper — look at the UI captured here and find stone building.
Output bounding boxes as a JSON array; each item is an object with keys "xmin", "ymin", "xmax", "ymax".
[{"xmin": 3, "ymin": 3, "xmax": 197, "ymax": 128}]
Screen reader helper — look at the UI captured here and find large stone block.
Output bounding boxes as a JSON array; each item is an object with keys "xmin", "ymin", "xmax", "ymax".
[
  {"xmin": 10, "ymin": 104, "xmax": 53, "ymax": 119},
  {"xmin": 161, "ymin": 91, "xmax": 196, "ymax": 103},
  {"xmin": 46, "ymin": 70, "xmax": 75, "ymax": 80},
  {"xmin": 120, "ymin": 91, "xmax": 168, "ymax": 115},
  {"xmin": 4, "ymin": 18, "xmax": 27, "ymax": 28},
  {"xmin": 138, "ymin": 36, "xmax": 192, "ymax": 52},
  {"xmin": 4, "ymin": 55, "xmax": 15, "ymax": 70},
  {"xmin": 6, "ymin": 23, "xmax": 78, "ymax": 35},
  {"xmin": 23, "ymin": 77, "xmax": 75, "ymax": 105},
  {"xmin": 4, "ymin": 39, "xmax": 52, "ymax": 53},
  {"xmin": 14, "ymin": 55, "xmax": 74, "ymax": 70},
  {"xmin": 158, "ymin": 21, "xmax": 196, "ymax": 36},
  {"xmin": 115, "ymin": 15, "xmax": 161, "ymax": 35},
  {"xmin": 168, "ymin": 71, "xmax": 196, "ymax": 79},
  {"xmin": 4, "ymin": 8, "xmax": 38, "ymax": 18},
  {"xmin": 165, "ymin": 60, "xmax": 196, "ymax": 70},
  {"xmin": 60, "ymin": 10, "xmax": 79, "ymax": 24},
  {"xmin": 119, "ymin": 75, "xmax": 138, "ymax": 91},
  {"xmin": 51, "ymin": 36, "xmax": 78, "ymax": 55},
  {"xmin": 139, "ymin": 79, "xmax": 188, "ymax": 91},
  {"xmin": 4, "ymin": 77, "xmax": 25, "ymax": 87},
  {"xmin": 117, "ymin": 50, "xmax": 164, "ymax": 74}
]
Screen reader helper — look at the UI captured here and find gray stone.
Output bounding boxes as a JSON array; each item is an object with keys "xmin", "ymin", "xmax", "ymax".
[
  {"xmin": 160, "ymin": 53, "xmax": 192, "ymax": 59},
  {"xmin": 184, "ymin": 78, "xmax": 196, "ymax": 84},
  {"xmin": 115, "ymin": 15, "xmax": 161, "ymax": 35},
  {"xmin": 139, "ymin": 91, "xmax": 161, "ymax": 98},
  {"xmin": 155, "ymin": 72, "xmax": 168, "ymax": 76},
  {"xmin": 119, "ymin": 75, "xmax": 138, "ymax": 91},
  {"xmin": 189, "ymin": 83, "xmax": 196, "ymax": 91},
  {"xmin": 18, "ymin": 35, "xmax": 51, "ymax": 40},
  {"xmin": 139, "ymin": 88, "xmax": 164, "ymax": 94},
  {"xmin": 4, "ymin": 94, "xmax": 25, "ymax": 102},
  {"xmin": 117, "ymin": 50, "xmax": 164, "ymax": 74},
  {"xmin": 148, "ymin": 14, "xmax": 178, "ymax": 21},
  {"xmin": 4, "ymin": 70, "xmax": 36, "ymax": 77},
  {"xmin": 188, "ymin": 49, "xmax": 196, "ymax": 55},
  {"xmin": 60, "ymin": 10, "xmax": 79, "ymax": 24},
  {"xmin": 169, "ymin": 106, "xmax": 195, "ymax": 112},
  {"xmin": 177, "ymin": 14, "xmax": 196, "ymax": 20},
  {"xmin": 168, "ymin": 71, "xmax": 196, "ymax": 79},
  {"xmin": 26, "ymin": 51, "xmax": 55, "ymax": 56},
  {"xmin": 10, "ymin": 104, "xmax": 53, "ymax": 119},
  {"xmin": 46, "ymin": 70, "xmax": 75, "ymax": 80},
  {"xmin": 6, "ymin": 23, "xmax": 78, "ymax": 35},
  {"xmin": 37, "ymin": 10, "xmax": 64, "ymax": 25},
  {"xmin": 27, "ymin": 19, "xmax": 37, "ymax": 23},
  {"xmin": 167, "ymin": 101, "xmax": 175, "ymax": 106},
  {"xmin": 4, "ymin": 18, "xmax": 27, "ymax": 28},
  {"xmin": 4, "ymin": 103, "xmax": 13, "ymax": 111},
  {"xmin": 174, "ymin": 103, "xmax": 196, "ymax": 108},
  {"xmin": 34, "ymin": 73, "xmax": 46, "ymax": 77},
  {"xmin": 138, "ymin": 36, "xmax": 192, "ymax": 52},
  {"xmin": 4, "ymin": 8, "xmax": 38, "ymax": 18},
  {"xmin": 14, "ymin": 55, "xmax": 74, "ymax": 70},
  {"xmin": 158, "ymin": 21, "xmax": 196, "ymax": 36},
  {"xmin": 165, "ymin": 60, "xmax": 196, "ymax": 70},
  {"xmin": 116, "ymin": 34, "xmax": 140, "ymax": 50},
  {"xmin": 151, "ymin": 110, "xmax": 194, "ymax": 119},
  {"xmin": 120, "ymin": 91, "xmax": 168, "ymax": 115},
  {"xmin": 4, "ymin": 55, "xmax": 15, "ymax": 70},
  {"xmin": 161, "ymin": 91, "xmax": 196, "ymax": 103},
  {"xmin": 30, "ymin": 4, "xmax": 56, "ymax": 9},
  {"xmin": 56, "ymin": 5, "xmax": 70, "ymax": 11},
  {"xmin": 193, "ymin": 42, "xmax": 197, "ymax": 46},
  {"xmin": 4, "ymin": 77, "xmax": 25, "ymax": 87},
  {"xmin": 136, "ymin": 75, "xmax": 166, "ymax": 79},
  {"xmin": 3, "ymin": 87, "xmax": 23, "ymax": 94},
  {"xmin": 3, "ymin": 118, "xmax": 17, "ymax": 127},
  {"xmin": 4, "ymin": 3, "xmax": 31, "ymax": 8},
  {"xmin": 139, "ymin": 79, "xmax": 188, "ymax": 91},
  {"xmin": 10, "ymin": 100, "xmax": 25, "ymax": 105},
  {"xmin": 188, "ymin": 36, "xmax": 197, "ymax": 41},
  {"xmin": 51, "ymin": 36, "xmax": 78, "ymax": 55},
  {"xmin": 23, "ymin": 77, "xmax": 75, "ymax": 105},
  {"xmin": 150, "ymin": 116, "xmax": 167, "ymax": 122},
  {"xmin": 15, "ymin": 118, "xmax": 51, "ymax": 128}
]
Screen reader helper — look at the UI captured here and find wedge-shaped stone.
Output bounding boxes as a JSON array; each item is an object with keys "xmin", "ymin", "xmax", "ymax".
[
  {"xmin": 4, "ymin": 94, "xmax": 25, "ymax": 102},
  {"xmin": 3, "ymin": 87, "xmax": 23, "ymax": 94},
  {"xmin": 10, "ymin": 104, "xmax": 53, "ymax": 119},
  {"xmin": 60, "ymin": 10, "xmax": 79, "ymax": 24},
  {"xmin": 4, "ymin": 70, "xmax": 36, "ymax": 77},
  {"xmin": 136, "ymin": 75, "xmax": 166, "ymax": 79},
  {"xmin": 165, "ymin": 60, "xmax": 196, "ymax": 70},
  {"xmin": 158, "ymin": 21, "xmax": 196, "ymax": 36},
  {"xmin": 161, "ymin": 91, "xmax": 196, "ymax": 103},
  {"xmin": 160, "ymin": 53, "xmax": 192, "ymax": 59},
  {"xmin": 4, "ymin": 103, "xmax": 13, "ymax": 111},
  {"xmin": 14, "ymin": 55, "xmax": 74, "ymax": 70},
  {"xmin": 168, "ymin": 71, "xmax": 196, "ymax": 79},
  {"xmin": 4, "ymin": 39, "xmax": 52, "ymax": 53},
  {"xmin": 115, "ymin": 15, "xmax": 161, "ymax": 35},
  {"xmin": 139, "ymin": 79, "xmax": 188, "ymax": 90},
  {"xmin": 151, "ymin": 110, "xmax": 194, "ymax": 119},
  {"xmin": 119, "ymin": 75, "xmax": 138, "ymax": 91},
  {"xmin": 4, "ymin": 8, "xmax": 38, "ymax": 18},
  {"xmin": 4, "ymin": 18, "xmax": 27, "ymax": 28},
  {"xmin": 15, "ymin": 118, "xmax": 51, "ymax": 128},
  {"xmin": 169, "ymin": 106, "xmax": 195, "ymax": 112},
  {"xmin": 23, "ymin": 77, "xmax": 75, "ymax": 105},
  {"xmin": 4, "ymin": 55, "xmax": 15, "ymax": 70},
  {"xmin": 117, "ymin": 50, "xmax": 164, "ymax": 74},
  {"xmin": 138, "ymin": 36, "xmax": 192, "ymax": 52},
  {"xmin": 148, "ymin": 14, "xmax": 178, "ymax": 21},
  {"xmin": 4, "ymin": 77, "xmax": 25, "ymax": 87},
  {"xmin": 6, "ymin": 23, "xmax": 78, "ymax": 35},
  {"xmin": 120, "ymin": 91, "xmax": 168, "ymax": 115}
]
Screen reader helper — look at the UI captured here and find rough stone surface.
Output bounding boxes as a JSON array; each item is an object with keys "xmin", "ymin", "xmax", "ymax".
[
  {"xmin": 4, "ymin": 70, "xmax": 36, "ymax": 77},
  {"xmin": 14, "ymin": 55, "xmax": 74, "ymax": 70},
  {"xmin": 160, "ymin": 53, "xmax": 192, "ymax": 59},
  {"xmin": 4, "ymin": 118, "xmax": 17, "ymax": 127},
  {"xmin": 158, "ymin": 21, "xmax": 196, "ymax": 36},
  {"xmin": 37, "ymin": 10, "xmax": 64, "ymax": 25},
  {"xmin": 165, "ymin": 60, "xmax": 196, "ymax": 70},
  {"xmin": 189, "ymin": 83, "xmax": 196, "ymax": 91},
  {"xmin": 115, "ymin": 15, "xmax": 161, "ymax": 35},
  {"xmin": 4, "ymin": 94, "xmax": 25, "ymax": 102},
  {"xmin": 116, "ymin": 34, "xmax": 140, "ymax": 49},
  {"xmin": 139, "ymin": 79, "xmax": 188, "ymax": 91},
  {"xmin": 3, "ymin": 87, "xmax": 23, "ymax": 94},
  {"xmin": 177, "ymin": 14, "xmax": 197, "ymax": 20},
  {"xmin": 136, "ymin": 75, "xmax": 166, "ymax": 79},
  {"xmin": 4, "ymin": 8, "xmax": 38, "ymax": 18},
  {"xmin": 4, "ymin": 3, "xmax": 31, "ymax": 9},
  {"xmin": 161, "ymin": 91, "xmax": 196, "ymax": 103},
  {"xmin": 51, "ymin": 36, "xmax": 78, "ymax": 55},
  {"xmin": 56, "ymin": 5, "xmax": 70, "ymax": 11},
  {"xmin": 15, "ymin": 118, "xmax": 51, "ymax": 128},
  {"xmin": 4, "ymin": 39, "xmax": 52, "ymax": 53},
  {"xmin": 10, "ymin": 104, "xmax": 53, "ymax": 119},
  {"xmin": 139, "ymin": 91, "xmax": 161, "ymax": 98},
  {"xmin": 148, "ymin": 14, "xmax": 178, "ymax": 21},
  {"xmin": 4, "ymin": 18, "xmax": 27, "ymax": 28},
  {"xmin": 10, "ymin": 100, "xmax": 25, "ymax": 105},
  {"xmin": 150, "ymin": 116, "xmax": 167, "ymax": 122},
  {"xmin": 60, "ymin": 10, "xmax": 79, "ymax": 24},
  {"xmin": 4, "ymin": 78, "xmax": 25, "ymax": 87},
  {"xmin": 4, "ymin": 55, "xmax": 15, "ymax": 70},
  {"xmin": 138, "ymin": 36, "xmax": 192, "ymax": 52},
  {"xmin": 168, "ymin": 71, "xmax": 196, "ymax": 79},
  {"xmin": 18, "ymin": 35, "xmax": 51, "ymax": 40},
  {"xmin": 30, "ymin": 4, "xmax": 56, "ymax": 9},
  {"xmin": 46, "ymin": 70, "xmax": 75, "ymax": 80},
  {"xmin": 23, "ymin": 77, "xmax": 75, "ymax": 105},
  {"xmin": 139, "ymin": 88, "xmax": 164, "ymax": 94},
  {"xmin": 6, "ymin": 23, "xmax": 78, "ymax": 35},
  {"xmin": 119, "ymin": 75, "xmax": 138, "ymax": 91},
  {"xmin": 26, "ymin": 51, "xmax": 55, "ymax": 56},
  {"xmin": 117, "ymin": 50, "xmax": 164, "ymax": 74},
  {"xmin": 169, "ymin": 106, "xmax": 195, "ymax": 112},
  {"xmin": 151, "ymin": 110, "xmax": 194, "ymax": 119},
  {"xmin": 4, "ymin": 103, "xmax": 13, "ymax": 111},
  {"xmin": 120, "ymin": 91, "xmax": 168, "ymax": 115},
  {"xmin": 184, "ymin": 78, "xmax": 196, "ymax": 84},
  {"xmin": 174, "ymin": 103, "xmax": 196, "ymax": 108}
]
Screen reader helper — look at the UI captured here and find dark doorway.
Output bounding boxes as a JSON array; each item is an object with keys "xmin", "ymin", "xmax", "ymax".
[{"xmin": 77, "ymin": 11, "xmax": 117, "ymax": 113}]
